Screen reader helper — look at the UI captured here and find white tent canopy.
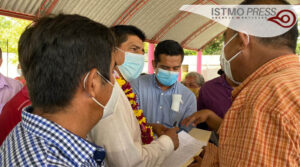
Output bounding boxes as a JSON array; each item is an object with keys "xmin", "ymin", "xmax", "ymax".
[{"xmin": 1, "ymin": 0, "xmax": 298, "ymax": 50}]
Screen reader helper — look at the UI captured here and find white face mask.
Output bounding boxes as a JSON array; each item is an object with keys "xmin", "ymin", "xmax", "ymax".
[
  {"xmin": 83, "ymin": 71, "xmax": 118, "ymax": 119},
  {"xmin": 220, "ymin": 32, "xmax": 249, "ymax": 85}
]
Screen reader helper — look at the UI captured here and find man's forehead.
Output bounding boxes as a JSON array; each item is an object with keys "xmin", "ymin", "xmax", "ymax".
[
  {"xmin": 124, "ymin": 35, "xmax": 143, "ymax": 45},
  {"xmin": 158, "ymin": 54, "xmax": 181, "ymax": 63}
]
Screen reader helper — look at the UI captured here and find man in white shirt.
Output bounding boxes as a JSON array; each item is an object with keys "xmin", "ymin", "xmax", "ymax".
[{"xmin": 88, "ymin": 25, "xmax": 179, "ymax": 167}]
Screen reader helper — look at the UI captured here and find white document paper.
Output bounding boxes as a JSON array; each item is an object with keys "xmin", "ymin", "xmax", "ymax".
[{"xmin": 162, "ymin": 131, "xmax": 207, "ymax": 167}]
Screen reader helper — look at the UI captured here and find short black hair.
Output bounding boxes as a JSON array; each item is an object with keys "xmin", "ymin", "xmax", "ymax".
[
  {"xmin": 217, "ymin": 69, "xmax": 224, "ymax": 75},
  {"xmin": 18, "ymin": 14, "xmax": 115, "ymax": 112},
  {"xmin": 240, "ymin": 0, "xmax": 298, "ymax": 53},
  {"xmin": 0, "ymin": 47, "xmax": 2, "ymax": 59},
  {"xmin": 154, "ymin": 40, "xmax": 184, "ymax": 64},
  {"xmin": 110, "ymin": 25, "xmax": 146, "ymax": 47}
]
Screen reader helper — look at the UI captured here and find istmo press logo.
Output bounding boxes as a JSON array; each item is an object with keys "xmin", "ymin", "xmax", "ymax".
[{"xmin": 180, "ymin": 5, "xmax": 298, "ymax": 37}]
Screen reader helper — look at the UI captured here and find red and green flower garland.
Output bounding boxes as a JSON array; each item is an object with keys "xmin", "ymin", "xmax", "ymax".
[{"xmin": 116, "ymin": 78, "xmax": 154, "ymax": 144}]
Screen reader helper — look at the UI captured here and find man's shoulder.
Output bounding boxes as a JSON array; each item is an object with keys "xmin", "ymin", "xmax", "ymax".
[
  {"xmin": 249, "ymin": 67, "xmax": 300, "ymax": 92},
  {"xmin": 177, "ymin": 82, "xmax": 195, "ymax": 99},
  {"xmin": 202, "ymin": 76, "xmax": 222, "ymax": 88},
  {"xmin": 136, "ymin": 74, "xmax": 153, "ymax": 82},
  {"xmin": 1, "ymin": 74, "xmax": 22, "ymax": 89},
  {"xmin": 177, "ymin": 82, "xmax": 189, "ymax": 92},
  {"xmin": 6, "ymin": 86, "xmax": 28, "ymax": 103},
  {"xmin": 1, "ymin": 123, "xmax": 49, "ymax": 166},
  {"xmin": 131, "ymin": 74, "xmax": 154, "ymax": 87},
  {"xmin": 1, "ymin": 87, "xmax": 30, "ymax": 118},
  {"xmin": 243, "ymin": 67, "xmax": 300, "ymax": 112}
]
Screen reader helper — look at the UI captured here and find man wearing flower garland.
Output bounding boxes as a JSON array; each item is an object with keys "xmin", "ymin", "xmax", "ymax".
[
  {"xmin": 131, "ymin": 40, "xmax": 197, "ymax": 131},
  {"xmin": 88, "ymin": 25, "xmax": 179, "ymax": 167}
]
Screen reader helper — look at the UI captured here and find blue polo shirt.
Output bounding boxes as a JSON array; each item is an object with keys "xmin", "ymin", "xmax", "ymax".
[{"xmin": 131, "ymin": 74, "xmax": 196, "ymax": 131}]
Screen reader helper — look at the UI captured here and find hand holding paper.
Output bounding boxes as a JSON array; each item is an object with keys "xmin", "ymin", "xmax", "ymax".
[
  {"xmin": 162, "ymin": 130, "xmax": 207, "ymax": 167},
  {"xmin": 164, "ymin": 127, "xmax": 180, "ymax": 150}
]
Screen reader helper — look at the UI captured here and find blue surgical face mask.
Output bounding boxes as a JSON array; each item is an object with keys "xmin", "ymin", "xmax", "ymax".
[
  {"xmin": 118, "ymin": 48, "xmax": 144, "ymax": 81},
  {"xmin": 156, "ymin": 68, "xmax": 179, "ymax": 86}
]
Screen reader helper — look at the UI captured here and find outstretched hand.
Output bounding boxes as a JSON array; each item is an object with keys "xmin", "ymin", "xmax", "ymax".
[
  {"xmin": 164, "ymin": 127, "xmax": 180, "ymax": 150},
  {"xmin": 181, "ymin": 109, "xmax": 212, "ymax": 127}
]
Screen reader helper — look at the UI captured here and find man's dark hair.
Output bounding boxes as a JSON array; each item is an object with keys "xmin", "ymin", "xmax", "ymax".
[
  {"xmin": 18, "ymin": 14, "xmax": 115, "ymax": 112},
  {"xmin": 154, "ymin": 40, "xmax": 184, "ymax": 64},
  {"xmin": 217, "ymin": 69, "xmax": 224, "ymax": 76},
  {"xmin": 0, "ymin": 47, "xmax": 2, "ymax": 59},
  {"xmin": 240, "ymin": 0, "xmax": 298, "ymax": 53},
  {"xmin": 110, "ymin": 25, "xmax": 146, "ymax": 47}
]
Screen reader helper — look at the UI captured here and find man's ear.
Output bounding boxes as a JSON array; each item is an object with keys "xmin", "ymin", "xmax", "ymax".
[
  {"xmin": 84, "ymin": 68, "xmax": 99, "ymax": 98},
  {"xmin": 0, "ymin": 58, "xmax": 2, "ymax": 67},
  {"xmin": 113, "ymin": 48, "xmax": 125, "ymax": 66},
  {"xmin": 152, "ymin": 60, "xmax": 156, "ymax": 70},
  {"xmin": 238, "ymin": 32, "xmax": 250, "ymax": 48}
]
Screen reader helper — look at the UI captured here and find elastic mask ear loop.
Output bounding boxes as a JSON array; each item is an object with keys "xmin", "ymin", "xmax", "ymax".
[
  {"xmin": 91, "ymin": 97, "xmax": 105, "ymax": 108},
  {"xmin": 96, "ymin": 71, "xmax": 113, "ymax": 86},
  {"xmin": 224, "ymin": 33, "xmax": 238, "ymax": 47},
  {"xmin": 83, "ymin": 72, "xmax": 90, "ymax": 89},
  {"xmin": 83, "ymin": 71, "xmax": 105, "ymax": 108}
]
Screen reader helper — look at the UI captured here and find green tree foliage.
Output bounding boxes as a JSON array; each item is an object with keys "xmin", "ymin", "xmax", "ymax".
[
  {"xmin": 202, "ymin": 34, "xmax": 224, "ymax": 55},
  {"xmin": 144, "ymin": 42, "xmax": 149, "ymax": 53},
  {"xmin": 0, "ymin": 16, "xmax": 31, "ymax": 64},
  {"xmin": 183, "ymin": 34, "xmax": 224, "ymax": 56},
  {"xmin": 184, "ymin": 49, "xmax": 196, "ymax": 55}
]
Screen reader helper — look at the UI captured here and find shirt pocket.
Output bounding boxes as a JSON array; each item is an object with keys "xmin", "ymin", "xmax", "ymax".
[{"xmin": 164, "ymin": 105, "xmax": 183, "ymax": 128}]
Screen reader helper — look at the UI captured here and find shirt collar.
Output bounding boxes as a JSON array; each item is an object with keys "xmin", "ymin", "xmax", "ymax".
[
  {"xmin": 219, "ymin": 74, "xmax": 233, "ymax": 90},
  {"xmin": 21, "ymin": 106, "xmax": 105, "ymax": 166},
  {"xmin": 0, "ymin": 73, "xmax": 9, "ymax": 89},
  {"xmin": 152, "ymin": 74, "xmax": 178, "ymax": 91},
  {"xmin": 232, "ymin": 55, "xmax": 300, "ymax": 100}
]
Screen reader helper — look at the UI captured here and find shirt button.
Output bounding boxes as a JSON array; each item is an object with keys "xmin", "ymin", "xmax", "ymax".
[
  {"xmin": 157, "ymin": 121, "xmax": 160, "ymax": 123},
  {"xmin": 161, "ymin": 93, "xmax": 164, "ymax": 96},
  {"xmin": 159, "ymin": 106, "xmax": 162, "ymax": 109}
]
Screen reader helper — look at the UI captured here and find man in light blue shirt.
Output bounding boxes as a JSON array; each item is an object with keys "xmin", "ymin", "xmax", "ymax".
[{"xmin": 131, "ymin": 40, "xmax": 196, "ymax": 131}]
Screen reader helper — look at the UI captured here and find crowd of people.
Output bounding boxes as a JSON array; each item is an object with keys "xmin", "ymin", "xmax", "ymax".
[{"xmin": 0, "ymin": 0, "xmax": 299, "ymax": 166}]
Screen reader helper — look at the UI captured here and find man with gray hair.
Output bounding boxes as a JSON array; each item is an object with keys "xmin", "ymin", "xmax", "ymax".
[
  {"xmin": 182, "ymin": 72, "xmax": 205, "ymax": 98},
  {"xmin": 0, "ymin": 47, "xmax": 22, "ymax": 114}
]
